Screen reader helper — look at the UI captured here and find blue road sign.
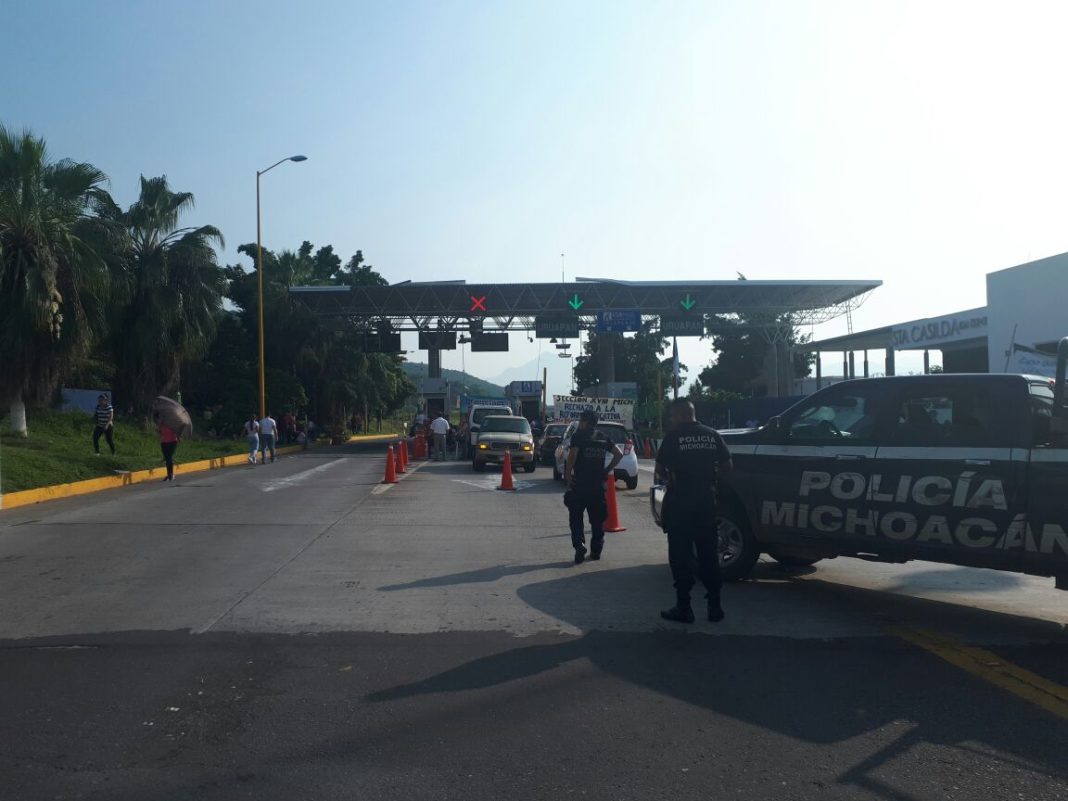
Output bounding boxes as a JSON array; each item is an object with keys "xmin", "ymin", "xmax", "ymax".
[{"xmin": 596, "ymin": 309, "xmax": 641, "ymax": 333}]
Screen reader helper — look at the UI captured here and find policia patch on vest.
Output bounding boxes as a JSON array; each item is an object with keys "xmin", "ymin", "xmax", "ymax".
[{"xmin": 656, "ymin": 422, "xmax": 731, "ymax": 528}]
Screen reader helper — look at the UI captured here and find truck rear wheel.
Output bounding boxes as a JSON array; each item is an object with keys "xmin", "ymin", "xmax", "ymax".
[{"xmin": 718, "ymin": 504, "xmax": 759, "ymax": 582}]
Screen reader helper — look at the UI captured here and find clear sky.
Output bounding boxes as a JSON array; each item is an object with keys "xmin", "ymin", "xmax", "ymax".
[{"xmin": 5, "ymin": 1, "xmax": 1068, "ymax": 398}]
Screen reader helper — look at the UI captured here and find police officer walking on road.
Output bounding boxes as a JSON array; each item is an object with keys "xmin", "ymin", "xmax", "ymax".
[
  {"xmin": 655, "ymin": 399, "xmax": 733, "ymax": 623},
  {"xmin": 564, "ymin": 409, "xmax": 623, "ymax": 565}
]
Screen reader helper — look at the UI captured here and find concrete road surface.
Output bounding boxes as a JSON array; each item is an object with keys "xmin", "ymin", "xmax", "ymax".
[{"xmin": 1, "ymin": 442, "xmax": 1067, "ymax": 800}]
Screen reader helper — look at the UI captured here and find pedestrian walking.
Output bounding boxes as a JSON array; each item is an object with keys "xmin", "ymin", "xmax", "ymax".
[
  {"xmin": 157, "ymin": 416, "xmax": 180, "ymax": 482},
  {"xmin": 563, "ymin": 409, "xmax": 622, "ymax": 564},
  {"xmin": 92, "ymin": 394, "xmax": 116, "ymax": 455},
  {"xmin": 259, "ymin": 411, "xmax": 278, "ymax": 463},
  {"xmin": 243, "ymin": 414, "xmax": 260, "ymax": 464},
  {"xmin": 430, "ymin": 412, "xmax": 450, "ymax": 461},
  {"xmin": 654, "ymin": 399, "xmax": 733, "ymax": 624}
]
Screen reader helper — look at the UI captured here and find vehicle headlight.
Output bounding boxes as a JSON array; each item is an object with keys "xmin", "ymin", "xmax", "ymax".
[
  {"xmin": 521, "ymin": 443, "xmax": 532, "ymax": 451},
  {"xmin": 478, "ymin": 442, "xmax": 489, "ymax": 450}
]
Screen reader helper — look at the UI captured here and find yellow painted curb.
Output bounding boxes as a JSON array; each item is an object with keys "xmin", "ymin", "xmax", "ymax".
[{"xmin": 0, "ymin": 433, "xmax": 399, "ymax": 511}]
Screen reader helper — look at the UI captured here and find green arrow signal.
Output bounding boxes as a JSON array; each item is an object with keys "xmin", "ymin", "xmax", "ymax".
[
  {"xmin": 568, "ymin": 293, "xmax": 584, "ymax": 310},
  {"xmin": 680, "ymin": 294, "xmax": 697, "ymax": 311}
]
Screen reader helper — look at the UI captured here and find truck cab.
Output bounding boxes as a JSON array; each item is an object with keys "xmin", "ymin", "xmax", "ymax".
[{"xmin": 652, "ymin": 338, "xmax": 1068, "ymax": 589}]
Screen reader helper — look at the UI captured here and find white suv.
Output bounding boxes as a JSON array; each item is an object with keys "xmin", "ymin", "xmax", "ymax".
[{"xmin": 553, "ymin": 421, "xmax": 639, "ymax": 490}]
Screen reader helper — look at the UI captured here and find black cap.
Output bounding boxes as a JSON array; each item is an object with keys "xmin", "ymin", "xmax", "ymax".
[{"xmin": 579, "ymin": 409, "xmax": 598, "ymax": 424}]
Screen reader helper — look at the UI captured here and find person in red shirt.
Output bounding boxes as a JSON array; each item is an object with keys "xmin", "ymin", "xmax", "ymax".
[{"xmin": 158, "ymin": 419, "xmax": 180, "ymax": 482}]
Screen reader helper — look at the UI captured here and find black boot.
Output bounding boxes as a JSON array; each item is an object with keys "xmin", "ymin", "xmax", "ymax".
[
  {"xmin": 574, "ymin": 546, "xmax": 587, "ymax": 565},
  {"xmin": 660, "ymin": 603, "xmax": 695, "ymax": 624},
  {"xmin": 706, "ymin": 592, "xmax": 724, "ymax": 622}
]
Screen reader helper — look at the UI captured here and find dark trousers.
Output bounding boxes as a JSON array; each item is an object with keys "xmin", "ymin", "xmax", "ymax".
[
  {"xmin": 667, "ymin": 516, "xmax": 722, "ymax": 607},
  {"xmin": 93, "ymin": 425, "xmax": 115, "ymax": 454},
  {"xmin": 161, "ymin": 441, "xmax": 177, "ymax": 479},
  {"xmin": 568, "ymin": 487, "xmax": 606, "ymax": 554}
]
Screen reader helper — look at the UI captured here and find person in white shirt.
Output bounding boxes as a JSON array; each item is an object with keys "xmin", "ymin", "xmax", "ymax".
[
  {"xmin": 430, "ymin": 414, "xmax": 450, "ymax": 461},
  {"xmin": 259, "ymin": 412, "xmax": 278, "ymax": 464},
  {"xmin": 243, "ymin": 414, "xmax": 260, "ymax": 464}
]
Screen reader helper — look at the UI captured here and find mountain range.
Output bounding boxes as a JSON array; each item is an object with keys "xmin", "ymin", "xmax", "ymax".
[{"xmin": 401, "ymin": 363, "xmax": 505, "ymax": 397}]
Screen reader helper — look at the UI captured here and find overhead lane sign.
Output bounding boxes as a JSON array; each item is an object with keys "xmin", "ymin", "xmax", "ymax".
[
  {"xmin": 535, "ymin": 317, "xmax": 580, "ymax": 339},
  {"xmin": 659, "ymin": 316, "xmax": 705, "ymax": 337},
  {"xmin": 568, "ymin": 293, "xmax": 584, "ymax": 310},
  {"xmin": 680, "ymin": 294, "xmax": 697, "ymax": 311},
  {"xmin": 596, "ymin": 309, "xmax": 641, "ymax": 333}
]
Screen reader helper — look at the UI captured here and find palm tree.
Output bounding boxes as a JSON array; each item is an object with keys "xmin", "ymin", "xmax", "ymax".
[
  {"xmin": 0, "ymin": 126, "xmax": 113, "ymax": 435},
  {"xmin": 110, "ymin": 176, "xmax": 225, "ymax": 413}
]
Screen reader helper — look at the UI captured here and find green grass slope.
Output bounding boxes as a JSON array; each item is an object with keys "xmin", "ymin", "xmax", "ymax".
[{"xmin": 0, "ymin": 410, "xmax": 248, "ymax": 493}]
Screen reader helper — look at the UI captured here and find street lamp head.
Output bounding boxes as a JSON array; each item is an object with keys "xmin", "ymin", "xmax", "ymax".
[{"xmin": 289, "ymin": 155, "xmax": 308, "ymax": 162}]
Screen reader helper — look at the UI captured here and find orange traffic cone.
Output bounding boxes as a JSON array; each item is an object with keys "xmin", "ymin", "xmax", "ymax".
[
  {"xmin": 603, "ymin": 473, "xmax": 626, "ymax": 532},
  {"xmin": 497, "ymin": 450, "xmax": 516, "ymax": 491},
  {"xmin": 642, "ymin": 437, "xmax": 653, "ymax": 459},
  {"xmin": 395, "ymin": 440, "xmax": 406, "ymax": 473},
  {"xmin": 400, "ymin": 439, "xmax": 409, "ymax": 470},
  {"xmin": 382, "ymin": 445, "xmax": 398, "ymax": 484}
]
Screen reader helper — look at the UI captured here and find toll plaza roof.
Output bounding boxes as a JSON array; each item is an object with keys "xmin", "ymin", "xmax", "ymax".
[
  {"xmin": 290, "ymin": 277, "xmax": 881, "ymax": 331},
  {"xmin": 802, "ymin": 307, "xmax": 989, "ymax": 353}
]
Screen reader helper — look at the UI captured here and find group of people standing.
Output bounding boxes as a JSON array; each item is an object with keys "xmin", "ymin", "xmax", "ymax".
[{"xmin": 562, "ymin": 399, "xmax": 732, "ymax": 625}]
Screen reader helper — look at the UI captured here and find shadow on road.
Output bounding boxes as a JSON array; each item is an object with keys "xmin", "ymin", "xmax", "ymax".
[
  {"xmin": 365, "ymin": 564, "xmax": 1068, "ymax": 799},
  {"xmin": 378, "ymin": 561, "xmax": 573, "ymax": 591}
]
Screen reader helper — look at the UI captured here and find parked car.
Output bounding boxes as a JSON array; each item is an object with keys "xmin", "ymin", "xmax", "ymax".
[
  {"xmin": 537, "ymin": 422, "xmax": 568, "ymax": 465},
  {"xmin": 650, "ymin": 349, "xmax": 1068, "ymax": 589},
  {"xmin": 553, "ymin": 420, "xmax": 638, "ymax": 489},
  {"xmin": 473, "ymin": 415, "xmax": 537, "ymax": 473}
]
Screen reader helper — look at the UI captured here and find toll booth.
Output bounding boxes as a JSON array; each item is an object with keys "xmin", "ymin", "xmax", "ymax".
[
  {"xmin": 420, "ymin": 378, "xmax": 449, "ymax": 420},
  {"xmin": 506, "ymin": 380, "xmax": 543, "ymax": 421}
]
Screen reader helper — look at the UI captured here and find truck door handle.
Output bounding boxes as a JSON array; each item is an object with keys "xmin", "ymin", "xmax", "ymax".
[
  {"xmin": 834, "ymin": 454, "xmax": 868, "ymax": 460},
  {"xmin": 964, "ymin": 459, "xmax": 991, "ymax": 466}
]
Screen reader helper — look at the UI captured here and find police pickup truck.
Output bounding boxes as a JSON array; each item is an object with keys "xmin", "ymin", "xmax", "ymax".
[{"xmin": 651, "ymin": 339, "xmax": 1068, "ymax": 589}]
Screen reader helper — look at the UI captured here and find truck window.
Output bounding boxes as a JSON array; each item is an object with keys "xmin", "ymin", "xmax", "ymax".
[
  {"xmin": 889, "ymin": 387, "xmax": 994, "ymax": 447},
  {"xmin": 787, "ymin": 391, "xmax": 878, "ymax": 442},
  {"xmin": 472, "ymin": 408, "xmax": 512, "ymax": 427},
  {"xmin": 1030, "ymin": 382, "xmax": 1056, "ymax": 445}
]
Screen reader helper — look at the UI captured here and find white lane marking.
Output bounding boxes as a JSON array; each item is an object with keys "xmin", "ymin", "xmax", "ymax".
[
  {"xmin": 262, "ymin": 459, "xmax": 343, "ymax": 492},
  {"xmin": 451, "ymin": 478, "xmax": 535, "ymax": 492},
  {"xmin": 371, "ymin": 460, "xmax": 424, "ymax": 494}
]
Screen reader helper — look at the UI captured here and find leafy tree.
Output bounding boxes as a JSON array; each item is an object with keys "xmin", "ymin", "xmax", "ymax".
[
  {"xmin": 221, "ymin": 240, "xmax": 415, "ymax": 425},
  {"xmin": 573, "ymin": 323, "xmax": 682, "ymax": 402},
  {"xmin": 0, "ymin": 126, "xmax": 113, "ymax": 434},
  {"xmin": 695, "ymin": 314, "xmax": 812, "ymax": 397},
  {"xmin": 108, "ymin": 176, "xmax": 226, "ymax": 413}
]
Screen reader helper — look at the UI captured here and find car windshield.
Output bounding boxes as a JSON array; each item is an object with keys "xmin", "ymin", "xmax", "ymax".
[
  {"xmin": 596, "ymin": 424, "xmax": 628, "ymax": 444},
  {"xmin": 480, "ymin": 417, "xmax": 530, "ymax": 434},
  {"xmin": 472, "ymin": 408, "xmax": 512, "ymax": 426},
  {"xmin": 543, "ymin": 424, "xmax": 567, "ymax": 437}
]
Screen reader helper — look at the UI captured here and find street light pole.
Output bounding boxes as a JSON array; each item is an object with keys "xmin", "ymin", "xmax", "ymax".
[{"xmin": 255, "ymin": 154, "xmax": 307, "ymax": 419}]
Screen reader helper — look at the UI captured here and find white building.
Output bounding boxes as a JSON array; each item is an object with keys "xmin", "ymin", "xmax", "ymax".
[{"xmin": 803, "ymin": 252, "xmax": 1068, "ymax": 390}]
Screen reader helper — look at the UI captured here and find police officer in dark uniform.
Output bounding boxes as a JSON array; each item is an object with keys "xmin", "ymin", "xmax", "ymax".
[
  {"xmin": 654, "ymin": 399, "xmax": 733, "ymax": 623},
  {"xmin": 564, "ymin": 409, "xmax": 623, "ymax": 564}
]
